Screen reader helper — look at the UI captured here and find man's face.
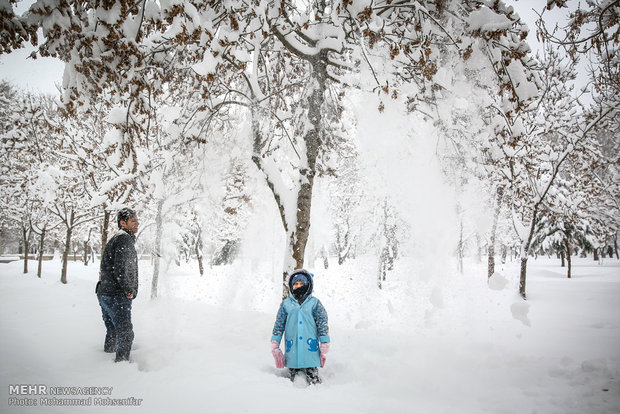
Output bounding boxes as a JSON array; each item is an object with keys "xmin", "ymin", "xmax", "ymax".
[{"xmin": 121, "ymin": 216, "xmax": 139, "ymax": 234}]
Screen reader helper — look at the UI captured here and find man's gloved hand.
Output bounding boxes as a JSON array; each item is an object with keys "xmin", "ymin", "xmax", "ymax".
[
  {"xmin": 271, "ymin": 341, "xmax": 285, "ymax": 368},
  {"xmin": 320, "ymin": 342, "xmax": 330, "ymax": 368}
]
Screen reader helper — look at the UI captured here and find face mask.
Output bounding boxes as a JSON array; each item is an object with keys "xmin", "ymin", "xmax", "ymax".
[{"xmin": 292, "ymin": 284, "xmax": 309, "ymax": 302}]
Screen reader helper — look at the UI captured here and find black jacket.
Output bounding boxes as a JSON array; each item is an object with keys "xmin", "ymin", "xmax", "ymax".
[{"xmin": 97, "ymin": 229, "xmax": 138, "ymax": 298}]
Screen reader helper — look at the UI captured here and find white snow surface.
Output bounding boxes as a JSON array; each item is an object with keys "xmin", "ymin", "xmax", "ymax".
[{"xmin": 1, "ymin": 256, "xmax": 619, "ymax": 413}]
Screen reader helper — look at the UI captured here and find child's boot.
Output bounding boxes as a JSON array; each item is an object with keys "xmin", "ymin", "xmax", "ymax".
[{"xmin": 304, "ymin": 368, "xmax": 322, "ymax": 385}]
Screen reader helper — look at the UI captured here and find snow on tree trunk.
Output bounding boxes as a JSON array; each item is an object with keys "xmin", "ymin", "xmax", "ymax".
[
  {"xmin": 37, "ymin": 225, "xmax": 46, "ymax": 278},
  {"xmin": 61, "ymin": 210, "xmax": 75, "ymax": 284},
  {"xmin": 151, "ymin": 199, "xmax": 164, "ymax": 300}
]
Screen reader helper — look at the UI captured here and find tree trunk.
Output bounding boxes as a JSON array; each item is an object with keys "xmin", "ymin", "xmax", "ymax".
[
  {"xmin": 61, "ymin": 210, "xmax": 75, "ymax": 284},
  {"xmin": 336, "ymin": 226, "xmax": 349, "ymax": 266},
  {"xmin": 593, "ymin": 247, "xmax": 599, "ymax": 262},
  {"xmin": 22, "ymin": 224, "xmax": 30, "ymax": 274},
  {"xmin": 321, "ymin": 247, "xmax": 329, "ymax": 270},
  {"xmin": 560, "ymin": 250, "xmax": 565, "ymax": 267},
  {"xmin": 488, "ymin": 253, "xmax": 495, "ymax": 280},
  {"xmin": 83, "ymin": 228, "xmax": 92, "ymax": 265},
  {"xmin": 250, "ymin": 55, "xmax": 326, "ymax": 300},
  {"xmin": 518, "ymin": 206, "xmax": 539, "ymax": 300},
  {"xmin": 100, "ymin": 209, "xmax": 110, "ymax": 258},
  {"xmin": 519, "ymin": 257, "xmax": 528, "ymax": 299},
  {"xmin": 565, "ymin": 239, "xmax": 572, "ymax": 279},
  {"xmin": 99, "ymin": 209, "xmax": 110, "ymax": 281},
  {"xmin": 195, "ymin": 236, "xmax": 204, "ymax": 277},
  {"xmin": 83, "ymin": 240, "xmax": 89, "ymax": 264},
  {"xmin": 488, "ymin": 186, "xmax": 504, "ymax": 279},
  {"xmin": 196, "ymin": 250, "xmax": 204, "ymax": 276},
  {"xmin": 151, "ymin": 199, "xmax": 164, "ymax": 299},
  {"xmin": 615, "ymin": 235, "xmax": 619, "ymax": 259},
  {"xmin": 457, "ymin": 217, "xmax": 464, "ymax": 274},
  {"xmin": 290, "ymin": 59, "xmax": 324, "ymax": 272},
  {"xmin": 37, "ymin": 225, "xmax": 46, "ymax": 278}
]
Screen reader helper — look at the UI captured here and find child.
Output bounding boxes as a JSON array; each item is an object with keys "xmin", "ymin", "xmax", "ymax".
[{"xmin": 271, "ymin": 269, "xmax": 330, "ymax": 385}]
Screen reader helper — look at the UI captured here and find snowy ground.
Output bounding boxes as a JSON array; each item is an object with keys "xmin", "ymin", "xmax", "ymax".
[{"xmin": 1, "ymin": 255, "xmax": 619, "ymax": 414}]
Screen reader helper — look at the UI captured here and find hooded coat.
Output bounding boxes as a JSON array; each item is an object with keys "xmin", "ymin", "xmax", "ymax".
[{"xmin": 271, "ymin": 269, "xmax": 330, "ymax": 369}]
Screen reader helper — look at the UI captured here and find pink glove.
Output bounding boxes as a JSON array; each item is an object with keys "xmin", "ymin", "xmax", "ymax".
[
  {"xmin": 320, "ymin": 342, "xmax": 330, "ymax": 368},
  {"xmin": 271, "ymin": 341, "xmax": 285, "ymax": 368}
]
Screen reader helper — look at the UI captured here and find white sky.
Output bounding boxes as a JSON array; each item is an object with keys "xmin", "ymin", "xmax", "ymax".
[{"xmin": 0, "ymin": 0, "xmax": 580, "ymax": 97}]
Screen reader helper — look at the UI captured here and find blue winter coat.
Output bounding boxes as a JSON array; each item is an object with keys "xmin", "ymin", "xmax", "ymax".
[{"xmin": 271, "ymin": 270, "xmax": 330, "ymax": 369}]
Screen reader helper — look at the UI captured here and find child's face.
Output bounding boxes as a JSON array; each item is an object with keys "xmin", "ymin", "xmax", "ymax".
[{"xmin": 293, "ymin": 280, "xmax": 306, "ymax": 290}]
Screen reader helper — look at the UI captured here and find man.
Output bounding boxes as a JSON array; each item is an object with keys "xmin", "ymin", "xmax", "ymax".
[{"xmin": 96, "ymin": 208, "xmax": 139, "ymax": 362}]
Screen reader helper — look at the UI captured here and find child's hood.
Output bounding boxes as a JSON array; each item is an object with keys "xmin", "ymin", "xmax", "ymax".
[{"xmin": 288, "ymin": 269, "xmax": 314, "ymax": 300}]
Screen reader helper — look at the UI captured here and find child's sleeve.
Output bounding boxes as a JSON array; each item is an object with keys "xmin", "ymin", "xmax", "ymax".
[
  {"xmin": 271, "ymin": 302, "xmax": 288, "ymax": 343},
  {"xmin": 313, "ymin": 300, "xmax": 330, "ymax": 343}
]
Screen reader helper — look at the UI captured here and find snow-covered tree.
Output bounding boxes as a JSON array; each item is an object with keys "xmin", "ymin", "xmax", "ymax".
[
  {"xmin": 62, "ymin": 98, "xmax": 144, "ymax": 257},
  {"xmin": 0, "ymin": 89, "xmax": 58, "ymax": 274},
  {"xmin": 509, "ymin": 37, "xmax": 616, "ymax": 297},
  {"xmin": 3, "ymin": 0, "xmax": 551, "ymax": 299},
  {"xmin": 536, "ymin": 1, "xmax": 620, "ymax": 263}
]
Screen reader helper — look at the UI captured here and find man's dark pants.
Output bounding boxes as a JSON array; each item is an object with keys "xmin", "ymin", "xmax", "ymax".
[{"xmin": 98, "ymin": 295, "xmax": 134, "ymax": 362}]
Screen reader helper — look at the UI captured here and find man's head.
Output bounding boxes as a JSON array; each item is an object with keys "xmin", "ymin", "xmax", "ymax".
[{"xmin": 117, "ymin": 208, "xmax": 138, "ymax": 233}]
